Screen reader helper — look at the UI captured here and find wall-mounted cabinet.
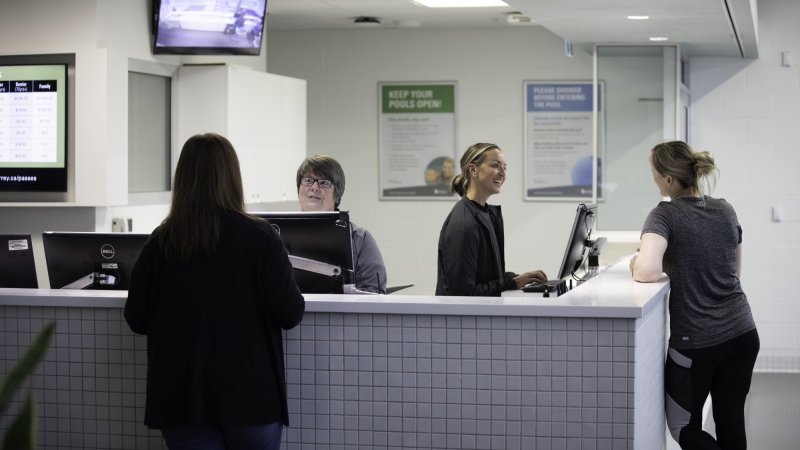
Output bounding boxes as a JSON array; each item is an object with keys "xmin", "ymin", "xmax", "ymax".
[{"xmin": 177, "ymin": 65, "xmax": 306, "ymax": 203}]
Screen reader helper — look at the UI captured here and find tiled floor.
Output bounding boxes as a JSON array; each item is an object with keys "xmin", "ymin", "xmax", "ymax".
[
  {"xmin": 698, "ymin": 372, "xmax": 800, "ymax": 450},
  {"xmin": 745, "ymin": 372, "xmax": 800, "ymax": 450}
]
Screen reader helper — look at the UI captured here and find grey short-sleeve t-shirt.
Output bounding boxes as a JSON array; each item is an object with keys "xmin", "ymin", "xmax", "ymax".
[{"xmin": 642, "ymin": 196, "xmax": 755, "ymax": 349}]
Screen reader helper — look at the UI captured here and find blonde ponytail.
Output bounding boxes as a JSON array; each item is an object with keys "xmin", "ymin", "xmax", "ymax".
[
  {"xmin": 452, "ymin": 143, "xmax": 500, "ymax": 197},
  {"xmin": 651, "ymin": 141, "xmax": 719, "ymax": 196}
]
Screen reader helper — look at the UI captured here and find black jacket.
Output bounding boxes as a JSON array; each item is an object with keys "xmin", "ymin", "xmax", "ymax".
[
  {"xmin": 125, "ymin": 211, "xmax": 305, "ymax": 428},
  {"xmin": 436, "ymin": 196, "xmax": 516, "ymax": 296}
]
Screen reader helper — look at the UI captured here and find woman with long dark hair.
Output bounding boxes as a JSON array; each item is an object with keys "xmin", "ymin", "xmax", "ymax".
[{"xmin": 125, "ymin": 133, "xmax": 305, "ymax": 449}]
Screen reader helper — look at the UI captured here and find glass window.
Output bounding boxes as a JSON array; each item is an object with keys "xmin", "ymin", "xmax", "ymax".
[{"xmin": 594, "ymin": 46, "xmax": 679, "ymax": 230}]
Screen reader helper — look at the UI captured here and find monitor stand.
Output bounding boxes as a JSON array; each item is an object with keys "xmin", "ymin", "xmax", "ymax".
[
  {"xmin": 62, "ymin": 273, "xmax": 97, "ymax": 290},
  {"xmin": 287, "ymin": 255, "xmax": 376, "ymax": 295},
  {"xmin": 342, "ymin": 284, "xmax": 378, "ymax": 295},
  {"xmin": 61, "ymin": 272, "xmax": 120, "ymax": 289},
  {"xmin": 61, "ymin": 262, "xmax": 122, "ymax": 289},
  {"xmin": 288, "ymin": 255, "xmax": 341, "ymax": 277},
  {"xmin": 581, "ymin": 236, "xmax": 607, "ymax": 283}
]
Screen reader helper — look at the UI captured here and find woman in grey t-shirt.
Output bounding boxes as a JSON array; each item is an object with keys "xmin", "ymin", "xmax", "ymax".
[{"xmin": 630, "ymin": 141, "xmax": 759, "ymax": 450}]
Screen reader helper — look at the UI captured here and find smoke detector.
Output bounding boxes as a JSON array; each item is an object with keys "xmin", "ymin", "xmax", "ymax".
[{"xmin": 506, "ymin": 12, "xmax": 534, "ymax": 25}]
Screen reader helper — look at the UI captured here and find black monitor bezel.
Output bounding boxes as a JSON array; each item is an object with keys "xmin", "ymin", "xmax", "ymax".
[
  {"xmin": 0, "ymin": 233, "xmax": 38, "ymax": 288},
  {"xmin": 556, "ymin": 203, "xmax": 597, "ymax": 281},
  {"xmin": 42, "ymin": 231, "xmax": 149, "ymax": 290},
  {"xmin": 251, "ymin": 210, "xmax": 355, "ymax": 294}
]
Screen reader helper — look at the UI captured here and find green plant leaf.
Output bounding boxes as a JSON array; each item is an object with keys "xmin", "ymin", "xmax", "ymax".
[
  {"xmin": 1, "ymin": 391, "xmax": 36, "ymax": 450},
  {"xmin": 0, "ymin": 322, "xmax": 55, "ymax": 419}
]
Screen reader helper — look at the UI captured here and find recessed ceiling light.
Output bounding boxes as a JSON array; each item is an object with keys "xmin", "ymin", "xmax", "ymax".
[
  {"xmin": 412, "ymin": 0, "xmax": 509, "ymax": 7},
  {"xmin": 627, "ymin": 15, "xmax": 649, "ymax": 20},
  {"xmin": 649, "ymin": 37, "xmax": 669, "ymax": 41}
]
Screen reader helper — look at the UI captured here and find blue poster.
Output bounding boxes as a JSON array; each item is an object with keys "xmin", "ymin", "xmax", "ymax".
[{"xmin": 524, "ymin": 82, "xmax": 603, "ymax": 200}]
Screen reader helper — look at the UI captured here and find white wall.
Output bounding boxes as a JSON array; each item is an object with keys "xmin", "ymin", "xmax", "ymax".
[
  {"xmin": 266, "ymin": 2, "xmax": 800, "ymax": 368},
  {"xmin": 691, "ymin": 0, "xmax": 800, "ymax": 370},
  {"xmin": 266, "ymin": 27, "xmax": 604, "ymax": 296}
]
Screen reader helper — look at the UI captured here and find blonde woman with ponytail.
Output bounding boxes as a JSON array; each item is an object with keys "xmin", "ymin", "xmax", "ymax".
[
  {"xmin": 436, "ymin": 143, "xmax": 548, "ymax": 296},
  {"xmin": 631, "ymin": 141, "xmax": 758, "ymax": 449}
]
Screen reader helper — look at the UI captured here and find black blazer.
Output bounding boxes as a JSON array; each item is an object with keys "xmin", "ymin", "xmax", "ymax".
[
  {"xmin": 436, "ymin": 196, "xmax": 516, "ymax": 296},
  {"xmin": 125, "ymin": 211, "xmax": 305, "ymax": 428}
]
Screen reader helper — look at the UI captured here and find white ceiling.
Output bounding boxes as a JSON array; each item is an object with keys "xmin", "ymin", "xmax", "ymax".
[{"xmin": 265, "ymin": 0, "xmax": 759, "ymax": 57}]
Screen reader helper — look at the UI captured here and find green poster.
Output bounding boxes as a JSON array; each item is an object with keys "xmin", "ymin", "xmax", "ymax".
[{"xmin": 379, "ymin": 82, "xmax": 458, "ymax": 199}]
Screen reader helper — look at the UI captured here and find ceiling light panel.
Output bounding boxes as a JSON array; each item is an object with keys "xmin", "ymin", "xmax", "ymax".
[{"xmin": 413, "ymin": 0, "xmax": 509, "ymax": 7}]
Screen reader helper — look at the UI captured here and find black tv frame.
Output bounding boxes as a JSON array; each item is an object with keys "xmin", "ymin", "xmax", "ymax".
[
  {"xmin": 152, "ymin": 0, "xmax": 267, "ymax": 56},
  {"xmin": 0, "ymin": 53, "xmax": 73, "ymax": 199}
]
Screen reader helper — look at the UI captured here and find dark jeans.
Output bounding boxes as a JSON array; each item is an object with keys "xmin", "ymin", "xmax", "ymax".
[
  {"xmin": 665, "ymin": 328, "xmax": 760, "ymax": 450},
  {"xmin": 162, "ymin": 422, "xmax": 282, "ymax": 450}
]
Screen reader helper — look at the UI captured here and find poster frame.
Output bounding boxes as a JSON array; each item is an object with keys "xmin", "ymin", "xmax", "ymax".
[
  {"xmin": 378, "ymin": 81, "xmax": 459, "ymax": 201},
  {"xmin": 522, "ymin": 80, "xmax": 606, "ymax": 202}
]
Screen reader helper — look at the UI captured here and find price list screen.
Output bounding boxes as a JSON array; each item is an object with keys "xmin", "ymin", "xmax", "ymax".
[{"xmin": 0, "ymin": 63, "xmax": 67, "ymax": 192}]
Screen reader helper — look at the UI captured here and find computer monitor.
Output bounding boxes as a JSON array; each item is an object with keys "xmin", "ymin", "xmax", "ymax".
[
  {"xmin": 251, "ymin": 211, "xmax": 355, "ymax": 294},
  {"xmin": 556, "ymin": 203, "xmax": 599, "ymax": 281},
  {"xmin": 42, "ymin": 232, "xmax": 149, "ymax": 290},
  {"xmin": 0, "ymin": 234, "xmax": 38, "ymax": 288}
]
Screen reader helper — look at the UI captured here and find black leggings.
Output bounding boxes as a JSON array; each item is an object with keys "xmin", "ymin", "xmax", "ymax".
[{"xmin": 665, "ymin": 329, "xmax": 760, "ymax": 450}]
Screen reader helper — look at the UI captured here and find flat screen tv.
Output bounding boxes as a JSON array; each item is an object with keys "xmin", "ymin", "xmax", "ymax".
[
  {"xmin": 252, "ymin": 211, "xmax": 355, "ymax": 294},
  {"xmin": 556, "ymin": 203, "xmax": 598, "ymax": 281},
  {"xmin": 0, "ymin": 55, "xmax": 70, "ymax": 193},
  {"xmin": 153, "ymin": 0, "xmax": 267, "ymax": 55},
  {"xmin": 42, "ymin": 232, "xmax": 149, "ymax": 290},
  {"xmin": 0, "ymin": 234, "xmax": 38, "ymax": 288}
]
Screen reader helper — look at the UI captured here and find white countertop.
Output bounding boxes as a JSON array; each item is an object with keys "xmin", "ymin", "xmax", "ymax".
[
  {"xmin": 0, "ymin": 256, "xmax": 669, "ymax": 319},
  {"xmin": 305, "ymin": 256, "xmax": 669, "ymax": 318}
]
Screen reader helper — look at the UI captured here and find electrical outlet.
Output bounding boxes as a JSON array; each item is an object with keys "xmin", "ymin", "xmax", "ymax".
[{"xmin": 112, "ymin": 217, "xmax": 127, "ymax": 232}]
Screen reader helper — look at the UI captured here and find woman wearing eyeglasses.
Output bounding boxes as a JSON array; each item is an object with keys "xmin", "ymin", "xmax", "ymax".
[{"xmin": 295, "ymin": 155, "xmax": 388, "ymax": 294}]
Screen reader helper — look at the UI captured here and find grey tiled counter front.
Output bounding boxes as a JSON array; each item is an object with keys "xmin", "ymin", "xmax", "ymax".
[{"xmin": 0, "ymin": 257, "xmax": 668, "ymax": 449}]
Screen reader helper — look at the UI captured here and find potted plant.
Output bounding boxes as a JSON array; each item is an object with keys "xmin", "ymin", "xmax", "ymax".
[{"xmin": 0, "ymin": 322, "xmax": 54, "ymax": 450}]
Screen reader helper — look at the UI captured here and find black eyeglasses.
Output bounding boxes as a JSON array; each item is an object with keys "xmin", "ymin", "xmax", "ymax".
[{"xmin": 300, "ymin": 177, "xmax": 333, "ymax": 190}]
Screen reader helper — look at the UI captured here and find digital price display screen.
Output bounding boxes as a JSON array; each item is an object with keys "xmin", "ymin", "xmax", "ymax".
[{"xmin": 0, "ymin": 63, "xmax": 68, "ymax": 192}]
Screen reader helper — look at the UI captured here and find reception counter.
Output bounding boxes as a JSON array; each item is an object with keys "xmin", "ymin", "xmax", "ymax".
[{"xmin": 0, "ymin": 257, "xmax": 669, "ymax": 450}]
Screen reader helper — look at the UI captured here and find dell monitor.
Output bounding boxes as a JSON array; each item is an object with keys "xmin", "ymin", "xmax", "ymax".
[
  {"xmin": 556, "ymin": 203, "xmax": 599, "ymax": 281},
  {"xmin": 42, "ymin": 232, "xmax": 149, "ymax": 290},
  {"xmin": 252, "ymin": 211, "xmax": 355, "ymax": 294},
  {"xmin": 0, "ymin": 234, "xmax": 38, "ymax": 288}
]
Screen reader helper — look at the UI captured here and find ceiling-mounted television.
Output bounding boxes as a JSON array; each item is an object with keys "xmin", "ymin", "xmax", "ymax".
[
  {"xmin": 0, "ymin": 54, "xmax": 71, "ymax": 195},
  {"xmin": 153, "ymin": 0, "xmax": 267, "ymax": 56}
]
